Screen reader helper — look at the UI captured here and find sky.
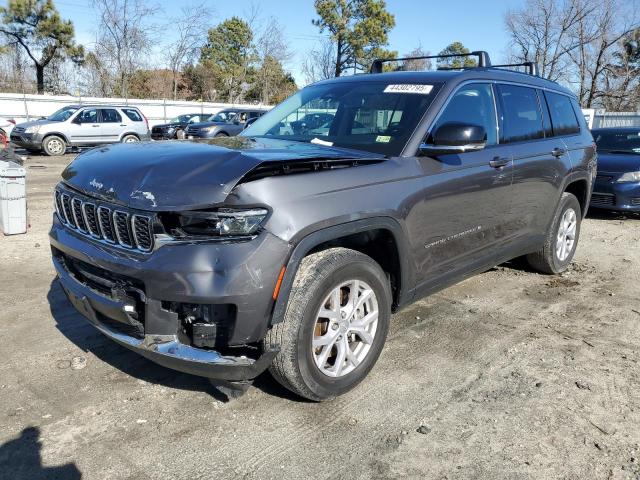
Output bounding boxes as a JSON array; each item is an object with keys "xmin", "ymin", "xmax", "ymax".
[{"xmin": 8, "ymin": 0, "xmax": 527, "ymax": 86}]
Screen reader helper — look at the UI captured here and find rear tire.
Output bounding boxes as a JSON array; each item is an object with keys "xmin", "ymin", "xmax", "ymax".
[
  {"xmin": 42, "ymin": 135, "xmax": 66, "ymax": 156},
  {"xmin": 526, "ymin": 192, "xmax": 581, "ymax": 274},
  {"xmin": 122, "ymin": 134, "xmax": 139, "ymax": 143},
  {"xmin": 264, "ymin": 247, "xmax": 392, "ymax": 401}
]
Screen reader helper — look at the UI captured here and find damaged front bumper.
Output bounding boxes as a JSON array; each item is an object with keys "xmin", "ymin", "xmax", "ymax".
[{"xmin": 50, "ymin": 215, "xmax": 288, "ymax": 381}]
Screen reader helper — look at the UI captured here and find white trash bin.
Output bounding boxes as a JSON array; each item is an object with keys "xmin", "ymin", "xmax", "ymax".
[{"xmin": 0, "ymin": 160, "xmax": 27, "ymax": 235}]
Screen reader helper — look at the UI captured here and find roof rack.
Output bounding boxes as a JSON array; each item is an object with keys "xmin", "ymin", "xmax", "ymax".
[
  {"xmin": 490, "ymin": 62, "xmax": 539, "ymax": 76},
  {"xmin": 370, "ymin": 51, "xmax": 491, "ymax": 74},
  {"xmin": 369, "ymin": 51, "xmax": 541, "ymax": 77}
]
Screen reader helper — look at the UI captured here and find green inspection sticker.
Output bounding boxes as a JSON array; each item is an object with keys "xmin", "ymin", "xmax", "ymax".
[{"xmin": 376, "ymin": 135, "xmax": 391, "ymax": 143}]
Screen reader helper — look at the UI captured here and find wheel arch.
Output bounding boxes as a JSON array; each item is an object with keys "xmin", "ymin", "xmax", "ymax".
[
  {"xmin": 42, "ymin": 132, "xmax": 70, "ymax": 145},
  {"xmin": 563, "ymin": 176, "xmax": 590, "ymax": 218},
  {"xmin": 270, "ymin": 217, "xmax": 413, "ymax": 325},
  {"xmin": 119, "ymin": 132, "xmax": 140, "ymax": 141}
]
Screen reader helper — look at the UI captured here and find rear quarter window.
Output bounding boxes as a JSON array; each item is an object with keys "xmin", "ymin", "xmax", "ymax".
[
  {"xmin": 122, "ymin": 108, "xmax": 143, "ymax": 122},
  {"xmin": 545, "ymin": 92, "xmax": 580, "ymax": 136}
]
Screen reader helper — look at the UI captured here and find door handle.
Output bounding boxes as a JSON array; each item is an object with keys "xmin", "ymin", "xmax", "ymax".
[
  {"xmin": 551, "ymin": 147, "xmax": 567, "ymax": 157},
  {"xmin": 489, "ymin": 156, "xmax": 511, "ymax": 168},
  {"xmin": 92, "ymin": 124, "xmax": 100, "ymax": 128},
  {"xmin": 120, "ymin": 124, "xmax": 127, "ymax": 126}
]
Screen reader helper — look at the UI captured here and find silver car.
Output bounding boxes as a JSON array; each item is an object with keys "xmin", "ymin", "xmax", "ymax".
[{"xmin": 10, "ymin": 105, "xmax": 151, "ymax": 156}]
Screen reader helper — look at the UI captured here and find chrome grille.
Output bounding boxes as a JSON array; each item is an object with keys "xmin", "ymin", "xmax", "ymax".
[
  {"xmin": 55, "ymin": 188, "xmax": 154, "ymax": 252},
  {"xmin": 631, "ymin": 198, "xmax": 640, "ymax": 206}
]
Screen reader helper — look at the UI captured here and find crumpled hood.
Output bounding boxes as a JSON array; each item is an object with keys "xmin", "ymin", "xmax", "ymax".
[
  {"xmin": 597, "ymin": 153, "xmax": 640, "ymax": 173},
  {"xmin": 61, "ymin": 137, "xmax": 381, "ymax": 211}
]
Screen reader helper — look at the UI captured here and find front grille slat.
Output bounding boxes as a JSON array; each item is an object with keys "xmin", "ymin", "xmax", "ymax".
[
  {"xmin": 72, "ymin": 198, "xmax": 87, "ymax": 232},
  {"xmin": 61, "ymin": 194, "xmax": 76, "ymax": 227},
  {"xmin": 55, "ymin": 187, "xmax": 154, "ymax": 252},
  {"xmin": 82, "ymin": 203, "xmax": 100, "ymax": 237},
  {"xmin": 114, "ymin": 211, "xmax": 133, "ymax": 247},
  {"xmin": 132, "ymin": 215, "xmax": 153, "ymax": 251}
]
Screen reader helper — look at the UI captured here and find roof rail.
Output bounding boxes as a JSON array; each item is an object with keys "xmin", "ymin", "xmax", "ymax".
[
  {"xmin": 490, "ymin": 62, "xmax": 540, "ymax": 76},
  {"xmin": 370, "ymin": 50, "xmax": 491, "ymax": 74}
]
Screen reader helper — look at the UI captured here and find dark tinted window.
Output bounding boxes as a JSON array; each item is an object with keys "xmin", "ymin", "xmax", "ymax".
[
  {"xmin": 78, "ymin": 108, "xmax": 98, "ymax": 123},
  {"xmin": 431, "ymin": 83, "xmax": 497, "ymax": 145},
  {"xmin": 545, "ymin": 92, "xmax": 580, "ymax": 136},
  {"xmin": 122, "ymin": 108, "xmax": 143, "ymax": 122},
  {"xmin": 592, "ymin": 130, "xmax": 640, "ymax": 154},
  {"xmin": 100, "ymin": 109, "xmax": 122, "ymax": 123},
  {"xmin": 498, "ymin": 84, "xmax": 544, "ymax": 143}
]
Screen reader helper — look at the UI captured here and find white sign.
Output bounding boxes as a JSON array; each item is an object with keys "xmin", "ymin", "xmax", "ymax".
[{"xmin": 384, "ymin": 84, "xmax": 434, "ymax": 95}]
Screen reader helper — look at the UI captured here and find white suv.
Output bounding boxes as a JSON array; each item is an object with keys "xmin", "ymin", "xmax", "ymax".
[{"xmin": 10, "ymin": 105, "xmax": 151, "ymax": 155}]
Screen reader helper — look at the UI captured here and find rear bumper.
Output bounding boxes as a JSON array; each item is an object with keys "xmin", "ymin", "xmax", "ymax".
[{"xmin": 591, "ymin": 176, "xmax": 640, "ymax": 211}]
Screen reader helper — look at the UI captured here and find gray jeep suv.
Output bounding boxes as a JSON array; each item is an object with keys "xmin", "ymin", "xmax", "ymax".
[
  {"xmin": 11, "ymin": 105, "xmax": 150, "ymax": 155},
  {"xmin": 49, "ymin": 51, "xmax": 596, "ymax": 401}
]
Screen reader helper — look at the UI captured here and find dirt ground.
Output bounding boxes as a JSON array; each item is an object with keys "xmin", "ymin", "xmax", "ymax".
[{"xmin": 1, "ymin": 152, "xmax": 639, "ymax": 480}]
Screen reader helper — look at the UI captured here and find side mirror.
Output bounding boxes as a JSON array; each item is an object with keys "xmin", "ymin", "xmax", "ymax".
[
  {"xmin": 72, "ymin": 117, "xmax": 82, "ymax": 125},
  {"xmin": 419, "ymin": 123, "xmax": 487, "ymax": 156}
]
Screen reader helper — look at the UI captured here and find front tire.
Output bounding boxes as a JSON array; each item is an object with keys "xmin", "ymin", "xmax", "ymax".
[
  {"xmin": 175, "ymin": 129, "xmax": 186, "ymax": 140},
  {"xmin": 527, "ymin": 192, "xmax": 582, "ymax": 274},
  {"xmin": 265, "ymin": 248, "xmax": 392, "ymax": 401},
  {"xmin": 42, "ymin": 135, "xmax": 66, "ymax": 156}
]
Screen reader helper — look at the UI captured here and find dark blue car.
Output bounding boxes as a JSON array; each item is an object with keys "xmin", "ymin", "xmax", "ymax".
[{"xmin": 591, "ymin": 128, "xmax": 640, "ymax": 211}]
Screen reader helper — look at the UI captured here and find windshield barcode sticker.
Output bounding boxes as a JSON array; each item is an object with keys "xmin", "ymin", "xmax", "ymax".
[{"xmin": 384, "ymin": 84, "xmax": 433, "ymax": 94}]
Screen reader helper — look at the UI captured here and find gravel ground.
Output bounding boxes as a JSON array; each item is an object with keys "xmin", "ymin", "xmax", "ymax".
[{"xmin": 1, "ymin": 153, "xmax": 639, "ymax": 480}]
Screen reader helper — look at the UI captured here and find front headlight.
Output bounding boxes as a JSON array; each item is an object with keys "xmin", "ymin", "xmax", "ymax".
[
  {"xmin": 162, "ymin": 208, "xmax": 268, "ymax": 238},
  {"xmin": 25, "ymin": 125, "xmax": 40, "ymax": 134},
  {"xmin": 203, "ymin": 126, "xmax": 218, "ymax": 133},
  {"xmin": 617, "ymin": 171, "xmax": 640, "ymax": 183}
]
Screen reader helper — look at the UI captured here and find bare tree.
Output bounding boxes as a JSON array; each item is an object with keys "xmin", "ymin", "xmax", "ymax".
[
  {"xmin": 165, "ymin": 3, "xmax": 213, "ymax": 100},
  {"xmin": 401, "ymin": 46, "xmax": 432, "ymax": 72},
  {"xmin": 255, "ymin": 17, "xmax": 294, "ymax": 103},
  {"xmin": 92, "ymin": 0, "xmax": 158, "ymax": 98},
  {"xmin": 506, "ymin": 0, "xmax": 640, "ymax": 108},
  {"xmin": 505, "ymin": 0, "xmax": 597, "ymax": 82},
  {"xmin": 302, "ymin": 38, "xmax": 335, "ymax": 85}
]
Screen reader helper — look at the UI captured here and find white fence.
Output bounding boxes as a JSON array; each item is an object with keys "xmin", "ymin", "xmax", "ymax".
[
  {"xmin": 583, "ymin": 108, "xmax": 640, "ymax": 129},
  {"xmin": 0, "ymin": 92, "xmax": 270, "ymax": 127}
]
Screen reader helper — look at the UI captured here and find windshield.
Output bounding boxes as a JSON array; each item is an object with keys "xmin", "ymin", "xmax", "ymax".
[
  {"xmin": 242, "ymin": 81, "xmax": 441, "ymax": 156},
  {"xmin": 169, "ymin": 114, "xmax": 195, "ymax": 123},
  {"xmin": 593, "ymin": 130, "xmax": 640, "ymax": 154},
  {"xmin": 48, "ymin": 106, "xmax": 79, "ymax": 122},
  {"xmin": 208, "ymin": 111, "xmax": 237, "ymax": 123}
]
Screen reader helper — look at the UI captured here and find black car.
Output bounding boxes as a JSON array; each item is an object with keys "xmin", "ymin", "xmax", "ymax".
[
  {"xmin": 590, "ymin": 128, "xmax": 640, "ymax": 211},
  {"xmin": 151, "ymin": 113, "xmax": 211, "ymax": 140},
  {"xmin": 50, "ymin": 51, "xmax": 596, "ymax": 401}
]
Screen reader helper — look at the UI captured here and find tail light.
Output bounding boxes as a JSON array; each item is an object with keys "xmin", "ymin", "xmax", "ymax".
[
  {"xmin": 8, "ymin": 119, "xmax": 15, "ymax": 125},
  {"xmin": 142, "ymin": 112, "xmax": 149, "ymax": 131}
]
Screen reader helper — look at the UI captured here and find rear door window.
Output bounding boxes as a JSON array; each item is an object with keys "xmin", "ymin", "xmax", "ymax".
[
  {"xmin": 122, "ymin": 108, "xmax": 143, "ymax": 122},
  {"xmin": 544, "ymin": 91, "xmax": 580, "ymax": 136},
  {"xmin": 497, "ymin": 84, "xmax": 544, "ymax": 143},
  {"xmin": 100, "ymin": 109, "xmax": 122, "ymax": 123}
]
